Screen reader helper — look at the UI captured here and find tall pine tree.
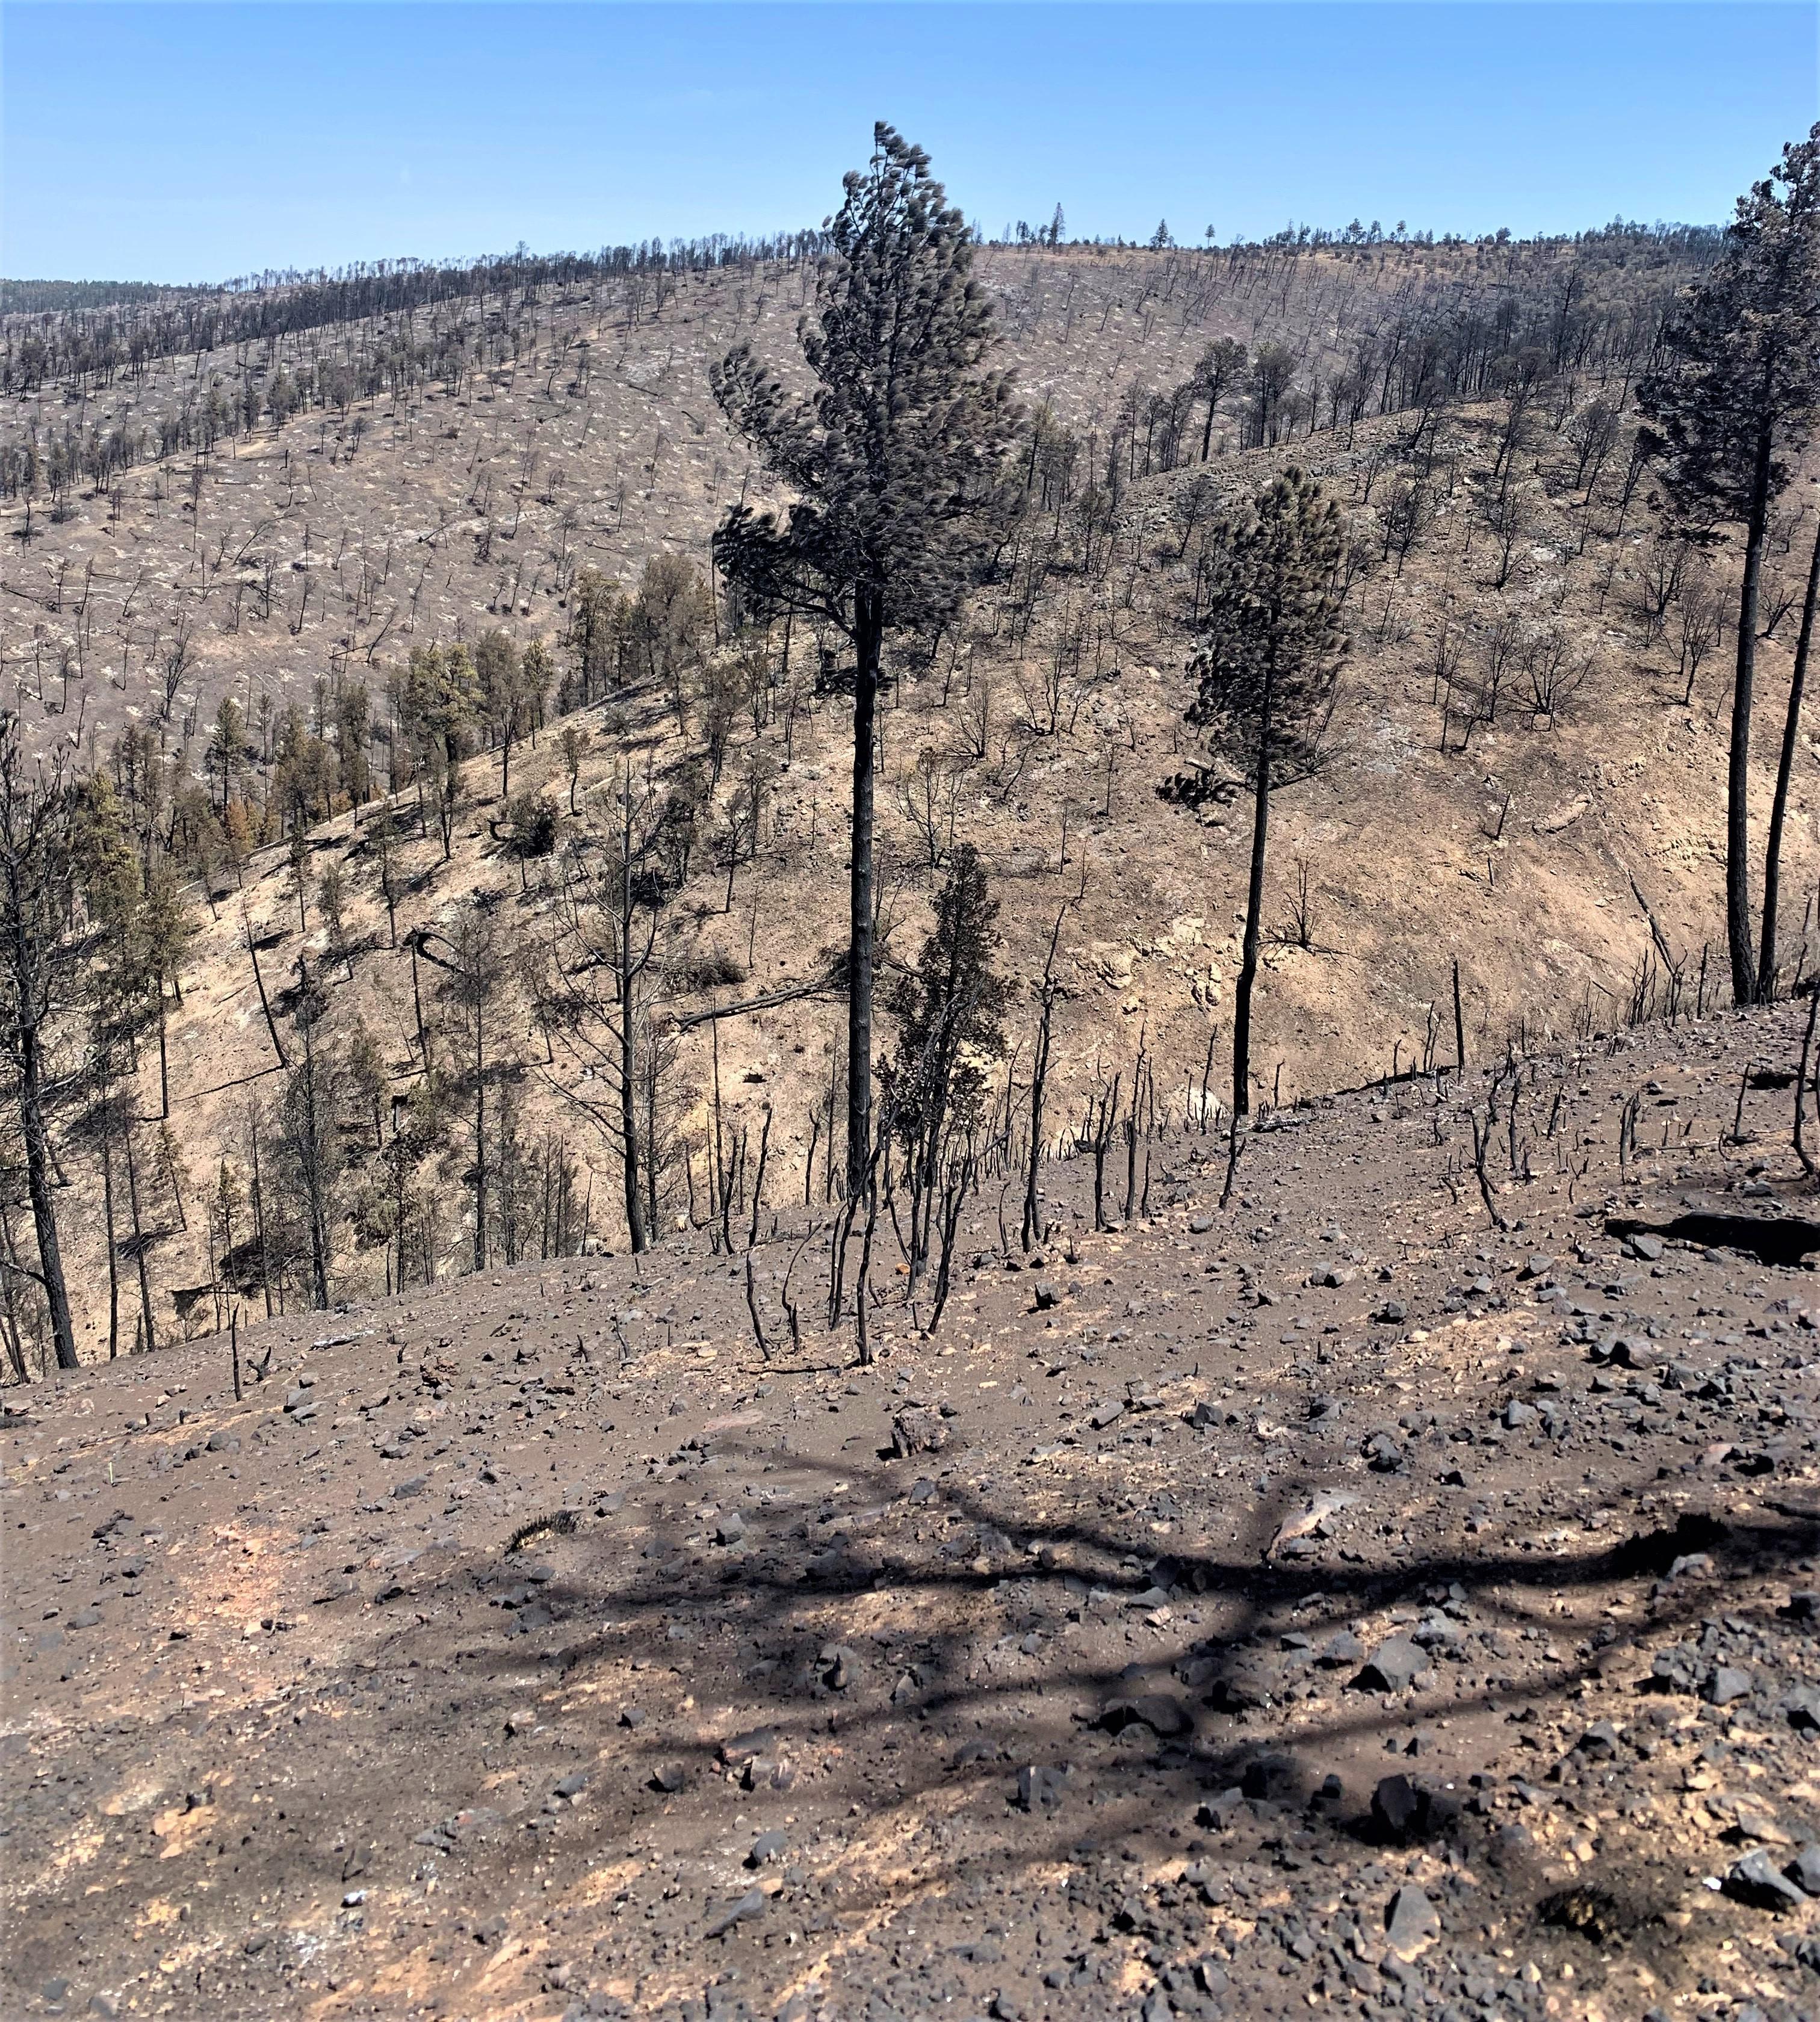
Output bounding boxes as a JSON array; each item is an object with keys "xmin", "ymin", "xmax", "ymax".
[
  {"xmin": 1186, "ymin": 470, "xmax": 1346, "ymax": 1116},
  {"xmin": 711, "ymin": 124, "xmax": 1018, "ymax": 1189}
]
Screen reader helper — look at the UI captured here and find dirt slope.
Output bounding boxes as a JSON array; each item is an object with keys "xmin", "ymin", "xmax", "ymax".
[{"xmin": 7, "ymin": 998, "xmax": 1820, "ymax": 2022}]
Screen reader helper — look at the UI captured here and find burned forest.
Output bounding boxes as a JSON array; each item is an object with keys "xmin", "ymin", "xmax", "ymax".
[{"xmin": 5, "ymin": 105, "xmax": 1820, "ymax": 2022}]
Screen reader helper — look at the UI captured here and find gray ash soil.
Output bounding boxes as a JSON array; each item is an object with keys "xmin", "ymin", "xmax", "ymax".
[{"xmin": 7, "ymin": 1006, "xmax": 1820, "ymax": 2022}]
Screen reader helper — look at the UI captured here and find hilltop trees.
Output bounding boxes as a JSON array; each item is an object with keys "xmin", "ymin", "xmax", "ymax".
[
  {"xmin": 1639, "ymin": 125, "xmax": 1820, "ymax": 1004},
  {"xmin": 1185, "ymin": 469, "xmax": 1347, "ymax": 1115},
  {"xmin": 711, "ymin": 123, "xmax": 1018, "ymax": 1190}
]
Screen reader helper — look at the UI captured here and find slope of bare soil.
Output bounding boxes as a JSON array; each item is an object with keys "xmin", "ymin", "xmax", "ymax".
[{"xmin": 7, "ymin": 1000, "xmax": 1820, "ymax": 2022}]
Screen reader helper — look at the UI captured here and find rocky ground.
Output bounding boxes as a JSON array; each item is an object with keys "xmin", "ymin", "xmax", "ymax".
[{"xmin": 6, "ymin": 1000, "xmax": 1820, "ymax": 2022}]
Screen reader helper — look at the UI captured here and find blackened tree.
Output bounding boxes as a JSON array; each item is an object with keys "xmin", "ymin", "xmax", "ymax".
[
  {"xmin": 1186, "ymin": 469, "xmax": 1346, "ymax": 1116},
  {"xmin": 1638, "ymin": 126, "xmax": 1820, "ymax": 1003},
  {"xmin": 711, "ymin": 123, "xmax": 1018, "ymax": 1190}
]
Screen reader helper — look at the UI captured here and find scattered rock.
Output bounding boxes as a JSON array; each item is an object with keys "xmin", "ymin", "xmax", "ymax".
[
  {"xmin": 1726, "ymin": 1848, "xmax": 1807, "ymax": 1912},
  {"xmin": 1014, "ymin": 1763, "xmax": 1068, "ymax": 1811},
  {"xmin": 1354, "ymin": 1637, "xmax": 1432, "ymax": 1693},
  {"xmin": 890, "ymin": 1409, "xmax": 947, "ymax": 1459},
  {"xmin": 705, "ymin": 1888, "xmax": 767, "ymax": 1939},
  {"xmin": 1384, "ymin": 1884, "xmax": 1440, "ymax": 1958}
]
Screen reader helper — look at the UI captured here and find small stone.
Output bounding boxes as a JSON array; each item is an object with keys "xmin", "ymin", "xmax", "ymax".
[
  {"xmin": 205, "ymin": 1430, "xmax": 240, "ymax": 1453},
  {"xmin": 1033, "ymin": 1281, "xmax": 1061, "ymax": 1311},
  {"xmin": 716, "ymin": 1513, "xmax": 746, "ymax": 1547},
  {"xmin": 818, "ymin": 1643, "xmax": 861, "ymax": 1691},
  {"xmin": 1087, "ymin": 1399, "xmax": 1125, "ymax": 1431},
  {"xmin": 650, "ymin": 1763, "xmax": 686, "ymax": 1793},
  {"xmin": 1097, "ymin": 1693, "xmax": 1193, "ymax": 1739},
  {"xmin": 1316, "ymin": 1629, "xmax": 1364, "ymax": 1669},
  {"xmin": 705, "ymin": 1888, "xmax": 767, "ymax": 1939},
  {"xmin": 1354, "ymin": 1637, "xmax": 1431, "ymax": 1693},
  {"xmin": 1196, "ymin": 1786, "xmax": 1245, "ymax": 1831},
  {"xmin": 1384, "ymin": 1884, "xmax": 1440, "ymax": 1958},
  {"xmin": 552, "ymin": 1772, "xmax": 589, "ymax": 1801},
  {"xmin": 1576, "ymin": 1721, "xmax": 1622, "ymax": 1760},
  {"xmin": 90, "ymin": 1996, "xmax": 122, "ymax": 2018},
  {"xmin": 1784, "ymin": 1688, "xmax": 1820, "ymax": 1733},
  {"xmin": 1502, "ymin": 1399, "xmax": 1538, "ymax": 1430},
  {"xmin": 1788, "ymin": 1844, "xmax": 1820, "ymax": 1896},
  {"xmin": 392, "ymin": 1473, "xmax": 430, "ymax": 1499},
  {"xmin": 504, "ymin": 1708, "xmax": 537, "ymax": 1736},
  {"xmin": 1726, "ymin": 1848, "xmax": 1806, "ymax": 1911},
  {"xmin": 1705, "ymin": 1665, "xmax": 1753, "ymax": 1707},
  {"xmin": 1519, "ymin": 1255, "xmax": 1556, "ymax": 1281},
  {"xmin": 1629, "ymin": 1233, "xmax": 1665, "ymax": 1262},
  {"xmin": 1781, "ymin": 1592, "xmax": 1820, "ymax": 1622},
  {"xmin": 1374, "ymin": 1300, "xmax": 1408, "ymax": 1325},
  {"xmin": 891, "ymin": 1409, "xmax": 947, "ymax": 1459},
  {"xmin": 1015, "ymin": 1763, "xmax": 1068, "ymax": 1811},
  {"xmin": 747, "ymin": 1830, "xmax": 787, "ymax": 1867},
  {"xmin": 1189, "ymin": 1214, "xmax": 1214, "ymax": 1234},
  {"xmin": 1363, "ymin": 1430, "xmax": 1404, "ymax": 1472}
]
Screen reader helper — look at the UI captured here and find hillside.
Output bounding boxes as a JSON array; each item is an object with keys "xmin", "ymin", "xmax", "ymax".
[
  {"xmin": 1, "ymin": 223, "xmax": 1808, "ymax": 1376},
  {"xmin": 5, "ymin": 998, "xmax": 1820, "ymax": 2020}
]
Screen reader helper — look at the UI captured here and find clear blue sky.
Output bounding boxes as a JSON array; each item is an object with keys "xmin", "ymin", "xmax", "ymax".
[{"xmin": 4, "ymin": 2, "xmax": 1815, "ymax": 282}]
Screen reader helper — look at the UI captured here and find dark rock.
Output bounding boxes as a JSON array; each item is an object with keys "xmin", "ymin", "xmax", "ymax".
[
  {"xmin": 1196, "ymin": 1787, "xmax": 1245, "ymax": 1831},
  {"xmin": 1097, "ymin": 1693, "xmax": 1192, "ymax": 1739},
  {"xmin": 1502, "ymin": 1399, "xmax": 1538, "ymax": 1430},
  {"xmin": 1788, "ymin": 1844, "xmax": 1820, "ymax": 1896},
  {"xmin": 1189, "ymin": 1215, "xmax": 1214, "ymax": 1234},
  {"xmin": 1576, "ymin": 1721, "xmax": 1623, "ymax": 1761},
  {"xmin": 1239, "ymin": 1752, "xmax": 1301, "ymax": 1802},
  {"xmin": 817, "ymin": 1643, "xmax": 861, "ymax": 1691},
  {"xmin": 1384, "ymin": 1885, "xmax": 1439, "ymax": 1958},
  {"xmin": 1087, "ymin": 1400, "xmax": 1125, "ymax": 1431},
  {"xmin": 1629, "ymin": 1234, "xmax": 1665, "ymax": 1262},
  {"xmin": 650, "ymin": 1763, "xmax": 687, "ymax": 1793},
  {"xmin": 1033, "ymin": 1281, "xmax": 1062, "ymax": 1311},
  {"xmin": 392, "ymin": 1473, "xmax": 430, "ymax": 1499},
  {"xmin": 1354, "ymin": 1637, "xmax": 1432, "ymax": 1693},
  {"xmin": 1726, "ymin": 1849, "xmax": 1806, "ymax": 1911},
  {"xmin": 1373, "ymin": 1300, "xmax": 1408, "ymax": 1326},
  {"xmin": 1364, "ymin": 1430, "xmax": 1404, "ymax": 1472},
  {"xmin": 716, "ymin": 1513, "xmax": 746, "ymax": 1547},
  {"xmin": 747, "ymin": 1830, "xmax": 787, "ymax": 1867},
  {"xmin": 1015, "ymin": 1763, "xmax": 1068, "ymax": 1811},
  {"xmin": 206, "ymin": 1430, "xmax": 240, "ymax": 1453},
  {"xmin": 1784, "ymin": 1689, "xmax": 1820, "ymax": 1733},
  {"xmin": 1705, "ymin": 1665, "xmax": 1754, "ymax": 1708},
  {"xmin": 1317, "ymin": 1629, "xmax": 1364, "ymax": 1669},
  {"xmin": 1372, "ymin": 1773, "xmax": 1422, "ymax": 1840},
  {"xmin": 1519, "ymin": 1255, "xmax": 1556, "ymax": 1281},
  {"xmin": 1781, "ymin": 1592, "xmax": 1820, "ymax": 1622},
  {"xmin": 705, "ymin": 1888, "xmax": 767, "ymax": 1939}
]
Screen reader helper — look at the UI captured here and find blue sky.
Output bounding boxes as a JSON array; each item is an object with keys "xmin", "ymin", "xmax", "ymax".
[{"xmin": 4, "ymin": 2, "xmax": 1815, "ymax": 282}]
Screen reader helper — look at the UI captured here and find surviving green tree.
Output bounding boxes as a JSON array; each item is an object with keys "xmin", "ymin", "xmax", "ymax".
[
  {"xmin": 710, "ymin": 123, "xmax": 1019, "ymax": 1191},
  {"xmin": 885, "ymin": 842, "xmax": 1008, "ymax": 1289},
  {"xmin": 1638, "ymin": 125, "xmax": 1820, "ymax": 1004},
  {"xmin": 1185, "ymin": 469, "xmax": 1347, "ymax": 1117}
]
